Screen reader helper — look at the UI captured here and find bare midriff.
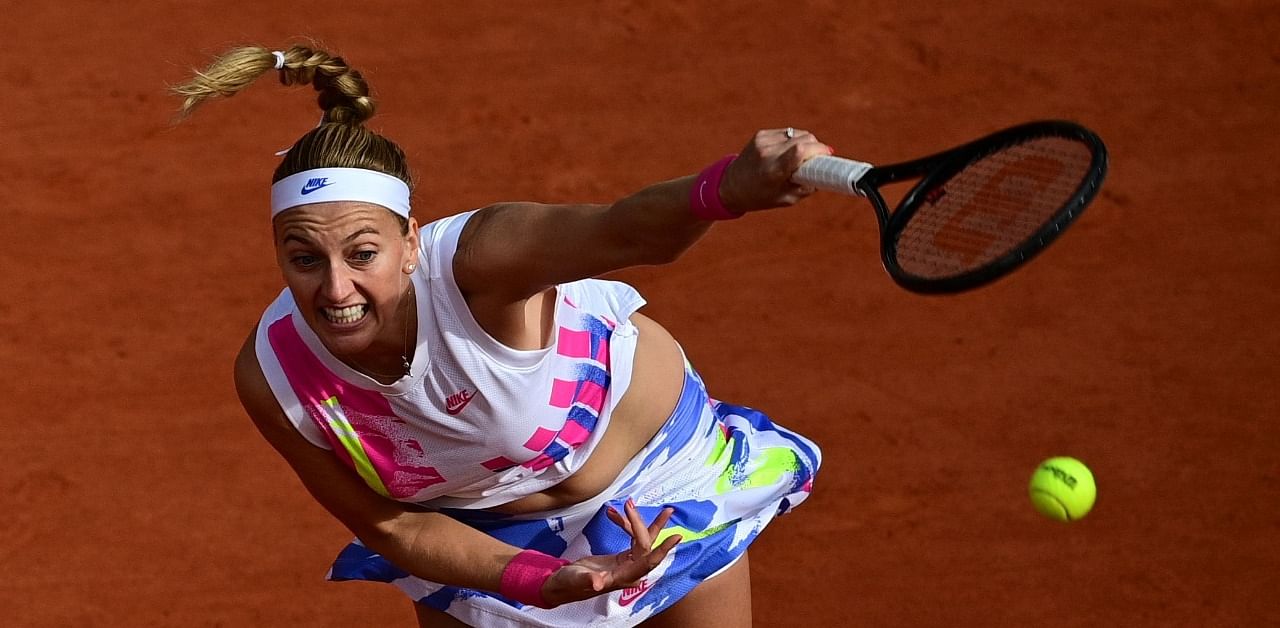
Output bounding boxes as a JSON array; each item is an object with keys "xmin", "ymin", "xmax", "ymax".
[{"xmin": 488, "ymin": 311, "xmax": 686, "ymax": 515}]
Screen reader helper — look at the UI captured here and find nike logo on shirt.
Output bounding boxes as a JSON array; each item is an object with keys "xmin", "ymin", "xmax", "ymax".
[{"xmin": 445, "ymin": 389, "xmax": 476, "ymax": 415}]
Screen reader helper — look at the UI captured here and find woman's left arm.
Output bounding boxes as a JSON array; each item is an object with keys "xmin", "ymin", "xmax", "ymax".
[{"xmin": 454, "ymin": 129, "xmax": 833, "ymax": 300}]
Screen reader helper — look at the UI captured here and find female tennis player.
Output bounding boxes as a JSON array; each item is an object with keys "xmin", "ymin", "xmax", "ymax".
[{"xmin": 175, "ymin": 44, "xmax": 826, "ymax": 627}]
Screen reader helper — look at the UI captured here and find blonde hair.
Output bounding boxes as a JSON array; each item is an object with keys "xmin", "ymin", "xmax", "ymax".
[{"xmin": 172, "ymin": 44, "xmax": 413, "ymax": 227}]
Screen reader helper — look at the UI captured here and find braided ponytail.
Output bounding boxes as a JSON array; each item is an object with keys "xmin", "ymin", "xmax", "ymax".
[
  {"xmin": 172, "ymin": 44, "xmax": 376, "ymax": 125},
  {"xmin": 274, "ymin": 46, "xmax": 377, "ymax": 125},
  {"xmin": 172, "ymin": 44, "xmax": 413, "ymax": 228}
]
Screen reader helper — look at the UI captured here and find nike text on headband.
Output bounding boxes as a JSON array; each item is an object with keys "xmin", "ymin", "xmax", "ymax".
[{"xmin": 270, "ymin": 168, "xmax": 412, "ymax": 218}]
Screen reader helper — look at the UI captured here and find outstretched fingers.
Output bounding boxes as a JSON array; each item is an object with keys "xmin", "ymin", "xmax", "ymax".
[
  {"xmin": 645, "ymin": 504, "xmax": 674, "ymax": 540},
  {"xmin": 607, "ymin": 500, "xmax": 682, "ymax": 575},
  {"xmin": 545, "ymin": 500, "xmax": 684, "ymax": 605},
  {"xmin": 646, "ymin": 530, "xmax": 682, "ymax": 568},
  {"xmin": 623, "ymin": 499, "xmax": 655, "ymax": 550},
  {"xmin": 606, "ymin": 502, "xmax": 633, "ymax": 535}
]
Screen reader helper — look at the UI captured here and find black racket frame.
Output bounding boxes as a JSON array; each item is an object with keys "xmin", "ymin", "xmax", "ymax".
[{"xmin": 857, "ymin": 120, "xmax": 1109, "ymax": 294}]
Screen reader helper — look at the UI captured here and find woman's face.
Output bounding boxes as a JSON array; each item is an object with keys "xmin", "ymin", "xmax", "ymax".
[{"xmin": 273, "ymin": 201, "xmax": 419, "ymax": 359}]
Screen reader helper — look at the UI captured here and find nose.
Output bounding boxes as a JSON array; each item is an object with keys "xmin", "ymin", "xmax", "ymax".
[{"xmin": 320, "ymin": 261, "xmax": 356, "ymax": 303}]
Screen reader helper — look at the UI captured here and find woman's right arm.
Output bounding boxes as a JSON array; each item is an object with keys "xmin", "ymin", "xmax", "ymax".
[
  {"xmin": 233, "ymin": 331, "xmax": 517, "ymax": 592},
  {"xmin": 232, "ymin": 331, "xmax": 678, "ymax": 606}
]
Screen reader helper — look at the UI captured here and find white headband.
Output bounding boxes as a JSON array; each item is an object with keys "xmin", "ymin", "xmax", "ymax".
[{"xmin": 270, "ymin": 168, "xmax": 412, "ymax": 218}]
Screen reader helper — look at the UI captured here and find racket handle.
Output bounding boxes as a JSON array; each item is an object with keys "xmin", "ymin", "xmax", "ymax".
[{"xmin": 793, "ymin": 156, "xmax": 872, "ymax": 197}]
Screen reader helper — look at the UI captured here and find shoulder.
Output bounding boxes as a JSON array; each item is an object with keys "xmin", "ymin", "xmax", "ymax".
[
  {"xmin": 232, "ymin": 328, "xmax": 293, "ymax": 440},
  {"xmin": 453, "ymin": 203, "xmax": 522, "ymax": 261},
  {"xmin": 452, "ymin": 202, "xmax": 578, "ymax": 296},
  {"xmin": 418, "ymin": 208, "xmax": 485, "ymax": 256},
  {"xmin": 451, "ymin": 203, "xmax": 534, "ymax": 297}
]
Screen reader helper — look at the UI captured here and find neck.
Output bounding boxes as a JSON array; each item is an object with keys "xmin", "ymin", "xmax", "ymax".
[{"xmin": 348, "ymin": 282, "xmax": 417, "ymax": 382}]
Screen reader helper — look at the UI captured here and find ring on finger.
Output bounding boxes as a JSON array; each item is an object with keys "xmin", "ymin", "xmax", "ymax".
[{"xmin": 784, "ymin": 127, "xmax": 796, "ymax": 139}]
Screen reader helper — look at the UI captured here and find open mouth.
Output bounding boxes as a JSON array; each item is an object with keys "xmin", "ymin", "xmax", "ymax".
[{"xmin": 323, "ymin": 304, "xmax": 368, "ymax": 325}]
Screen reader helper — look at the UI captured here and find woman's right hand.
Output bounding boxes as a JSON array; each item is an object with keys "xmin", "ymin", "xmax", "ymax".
[
  {"xmin": 539, "ymin": 499, "xmax": 683, "ymax": 607},
  {"xmin": 718, "ymin": 128, "xmax": 835, "ymax": 214}
]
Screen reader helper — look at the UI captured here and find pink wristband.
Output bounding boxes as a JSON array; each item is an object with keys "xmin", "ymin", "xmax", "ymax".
[
  {"xmin": 689, "ymin": 154, "xmax": 743, "ymax": 220},
  {"xmin": 500, "ymin": 550, "xmax": 571, "ymax": 609}
]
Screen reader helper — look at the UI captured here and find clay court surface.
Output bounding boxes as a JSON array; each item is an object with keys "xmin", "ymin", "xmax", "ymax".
[{"xmin": 4, "ymin": 1, "xmax": 1278, "ymax": 626}]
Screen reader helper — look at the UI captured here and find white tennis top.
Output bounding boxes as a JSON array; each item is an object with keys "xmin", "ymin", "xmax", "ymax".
[{"xmin": 254, "ymin": 210, "xmax": 645, "ymax": 509}]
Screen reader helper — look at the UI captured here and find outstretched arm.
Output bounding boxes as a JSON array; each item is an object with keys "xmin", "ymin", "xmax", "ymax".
[
  {"xmin": 233, "ymin": 333, "xmax": 673, "ymax": 607},
  {"xmin": 454, "ymin": 129, "xmax": 833, "ymax": 301}
]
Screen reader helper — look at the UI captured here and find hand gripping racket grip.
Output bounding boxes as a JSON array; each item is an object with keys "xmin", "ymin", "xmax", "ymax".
[{"xmin": 792, "ymin": 155, "xmax": 873, "ymax": 197}]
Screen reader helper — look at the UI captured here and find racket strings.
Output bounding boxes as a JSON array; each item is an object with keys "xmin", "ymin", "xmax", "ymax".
[{"xmin": 894, "ymin": 137, "xmax": 1094, "ymax": 279}]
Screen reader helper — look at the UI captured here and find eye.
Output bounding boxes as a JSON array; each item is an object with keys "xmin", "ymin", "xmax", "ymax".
[
  {"xmin": 352, "ymin": 250, "xmax": 377, "ymax": 264},
  {"xmin": 292, "ymin": 255, "xmax": 320, "ymax": 268}
]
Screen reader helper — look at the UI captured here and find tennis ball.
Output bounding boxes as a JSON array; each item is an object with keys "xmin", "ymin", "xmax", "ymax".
[{"xmin": 1028, "ymin": 456, "xmax": 1096, "ymax": 522}]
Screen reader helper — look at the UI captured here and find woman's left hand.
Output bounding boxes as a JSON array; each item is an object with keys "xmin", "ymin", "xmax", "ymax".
[
  {"xmin": 718, "ymin": 128, "xmax": 835, "ymax": 214},
  {"xmin": 539, "ymin": 499, "xmax": 682, "ymax": 606}
]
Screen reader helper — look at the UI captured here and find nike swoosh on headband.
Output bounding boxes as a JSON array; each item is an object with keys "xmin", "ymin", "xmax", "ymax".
[
  {"xmin": 272, "ymin": 168, "xmax": 412, "ymax": 218},
  {"xmin": 300, "ymin": 177, "xmax": 335, "ymax": 195}
]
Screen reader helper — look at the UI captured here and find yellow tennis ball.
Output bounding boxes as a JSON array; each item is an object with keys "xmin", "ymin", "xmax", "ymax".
[{"xmin": 1028, "ymin": 456, "xmax": 1096, "ymax": 522}]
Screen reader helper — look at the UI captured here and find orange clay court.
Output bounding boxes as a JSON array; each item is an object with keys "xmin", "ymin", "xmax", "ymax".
[{"xmin": 3, "ymin": 2, "xmax": 1278, "ymax": 626}]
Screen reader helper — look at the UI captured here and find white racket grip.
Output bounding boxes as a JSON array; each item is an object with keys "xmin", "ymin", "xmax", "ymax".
[{"xmin": 793, "ymin": 156, "xmax": 872, "ymax": 197}]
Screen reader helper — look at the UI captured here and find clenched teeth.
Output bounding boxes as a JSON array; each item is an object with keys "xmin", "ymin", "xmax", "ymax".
[{"xmin": 324, "ymin": 304, "xmax": 367, "ymax": 324}]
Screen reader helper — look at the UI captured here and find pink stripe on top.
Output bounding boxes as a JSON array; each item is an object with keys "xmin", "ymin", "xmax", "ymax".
[
  {"xmin": 557, "ymin": 326, "xmax": 609, "ymax": 365},
  {"xmin": 269, "ymin": 317, "xmax": 396, "ymax": 417},
  {"xmin": 482, "ymin": 456, "xmax": 517, "ymax": 472},
  {"xmin": 557, "ymin": 328, "xmax": 593, "ymax": 359},
  {"xmin": 558, "ymin": 420, "xmax": 592, "ymax": 448},
  {"xmin": 524, "ymin": 453, "xmax": 557, "ymax": 471},
  {"xmin": 548, "ymin": 379, "xmax": 577, "ymax": 408},
  {"xmin": 548, "ymin": 378, "xmax": 607, "ymax": 412},
  {"xmin": 575, "ymin": 380, "xmax": 606, "ymax": 414},
  {"xmin": 523, "ymin": 427, "xmax": 557, "ymax": 451},
  {"xmin": 267, "ymin": 315, "xmax": 446, "ymax": 498}
]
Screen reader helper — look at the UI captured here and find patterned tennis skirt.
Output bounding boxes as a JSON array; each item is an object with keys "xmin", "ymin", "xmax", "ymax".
[{"xmin": 328, "ymin": 365, "xmax": 821, "ymax": 627}]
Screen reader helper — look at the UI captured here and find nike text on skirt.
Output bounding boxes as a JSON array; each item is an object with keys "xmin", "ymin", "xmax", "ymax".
[{"xmin": 328, "ymin": 366, "xmax": 821, "ymax": 627}]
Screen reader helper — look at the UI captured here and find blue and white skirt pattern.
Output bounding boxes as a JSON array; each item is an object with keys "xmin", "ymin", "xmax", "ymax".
[{"xmin": 329, "ymin": 366, "xmax": 820, "ymax": 627}]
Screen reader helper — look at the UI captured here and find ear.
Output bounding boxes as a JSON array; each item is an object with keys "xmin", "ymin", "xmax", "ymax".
[{"xmin": 403, "ymin": 217, "xmax": 421, "ymax": 274}]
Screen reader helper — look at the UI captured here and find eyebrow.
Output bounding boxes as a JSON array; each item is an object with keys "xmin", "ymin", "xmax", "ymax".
[{"xmin": 281, "ymin": 226, "xmax": 381, "ymax": 246}]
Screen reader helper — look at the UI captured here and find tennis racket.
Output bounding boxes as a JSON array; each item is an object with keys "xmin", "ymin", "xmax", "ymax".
[{"xmin": 793, "ymin": 120, "xmax": 1108, "ymax": 294}]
